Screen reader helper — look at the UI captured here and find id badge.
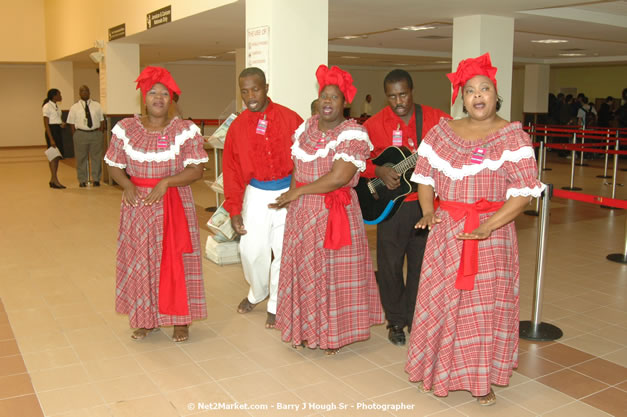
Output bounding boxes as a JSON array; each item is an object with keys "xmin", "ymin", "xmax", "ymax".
[
  {"xmin": 157, "ymin": 135, "xmax": 169, "ymax": 149},
  {"xmin": 470, "ymin": 147, "xmax": 487, "ymax": 164},
  {"xmin": 256, "ymin": 118, "xmax": 268, "ymax": 135},
  {"xmin": 392, "ymin": 129, "xmax": 403, "ymax": 146}
]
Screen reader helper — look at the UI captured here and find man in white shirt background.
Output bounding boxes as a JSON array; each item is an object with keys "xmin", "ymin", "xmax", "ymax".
[{"xmin": 66, "ymin": 85, "xmax": 105, "ymax": 187}]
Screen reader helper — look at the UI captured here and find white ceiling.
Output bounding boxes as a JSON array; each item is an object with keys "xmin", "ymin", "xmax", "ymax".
[{"xmin": 70, "ymin": 0, "xmax": 627, "ymax": 70}]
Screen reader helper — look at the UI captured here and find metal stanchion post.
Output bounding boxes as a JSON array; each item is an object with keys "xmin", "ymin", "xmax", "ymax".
[
  {"xmin": 577, "ymin": 127, "xmax": 588, "ymax": 166},
  {"xmin": 607, "ymin": 215, "xmax": 627, "ymax": 264},
  {"xmin": 542, "ymin": 127, "xmax": 552, "ymax": 171},
  {"xmin": 520, "ymin": 184, "xmax": 563, "ymax": 341},
  {"xmin": 525, "ymin": 141, "xmax": 543, "ymax": 216},
  {"xmin": 601, "ymin": 139, "xmax": 623, "ymax": 209},
  {"xmin": 597, "ymin": 129, "xmax": 612, "ymax": 179},
  {"xmin": 562, "ymin": 132, "xmax": 582, "ymax": 191}
]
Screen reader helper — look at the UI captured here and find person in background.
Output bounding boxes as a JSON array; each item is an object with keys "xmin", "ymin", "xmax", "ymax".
[
  {"xmin": 272, "ymin": 65, "xmax": 384, "ymax": 355},
  {"xmin": 66, "ymin": 85, "xmax": 105, "ymax": 187},
  {"xmin": 406, "ymin": 53, "xmax": 544, "ymax": 406},
  {"xmin": 222, "ymin": 67, "xmax": 303, "ymax": 328},
  {"xmin": 361, "ymin": 93, "xmax": 373, "ymax": 117},
  {"xmin": 597, "ymin": 96, "xmax": 614, "ymax": 128},
  {"xmin": 310, "ymin": 98, "xmax": 319, "ymax": 116},
  {"xmin": 104, "ymin": 66, "xmax": 208, "ymax": 342},
  {"xmin": 42, "ymin": 88, "xmax": 66, "ymax": 189}
]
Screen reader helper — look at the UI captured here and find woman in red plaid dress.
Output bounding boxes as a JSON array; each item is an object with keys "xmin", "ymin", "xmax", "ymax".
[
  {"xmin": 273, "ymin": 65, "xmax": 384, "ymax": 354},
  {"xmin": 104, "ymin": 67, "xmax": 208, "ymax": 342},
  {"xmin": 406, "ymin": 54, "xmax": 544, "ymax": 405}
]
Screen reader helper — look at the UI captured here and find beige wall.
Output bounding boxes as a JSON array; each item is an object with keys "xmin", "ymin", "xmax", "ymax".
[
  {"xmin": 44, "ymin": 0, "xmax": 236, "ymax": 61},
  {"xmin": 550, "ymin": 65, "xmax": 627, "ymax": 102},
  {"xmin": 72, "ymin": 66, "xmax": 101, "ymax": 103},
  {"xmin": 0, "ymin": 64, "xmax": 47, "ymax": 147},
  {"xmin": 1, "ymin": 0, "xmax": 46, "ymax": 62},
  {"xmin": 163, "ymin": 63, "xmax": 236, "ymax": 119}
]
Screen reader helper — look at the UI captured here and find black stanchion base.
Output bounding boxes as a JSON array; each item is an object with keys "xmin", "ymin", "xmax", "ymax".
[
  {"xmin": 561, "ymin": 186, "xmax": 583, "ymax": 191},
  {"xmin": 523, "ymin": 210, "xmax": 539, "ymax": 216},
  {"xmin": 205, "ymin": 206, "xmax": 217, "ymax": 212},
  {"xmin": 596, "ymin": 175, "xmax": 612, "ymax": 178},
  {"xmin": 607, "ymin": 253, "xmax": 627, "ymax": 264},
  {"xmin": 519, "ymin": 321, "xmax": 563, "ymax": 341},
  {"xmin": 600, "ymin": 205, "xmax": 623, "ymax": 210},
  {"xmin": 543, "ymin": 168, "xmax": 553, "ymax": 171}
]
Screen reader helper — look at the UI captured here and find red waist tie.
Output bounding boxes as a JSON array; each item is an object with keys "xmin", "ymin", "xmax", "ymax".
[
  {"xmin": 131, "ymin": 177, "xmax": 191, "ymax": 315},
  {"xmin": 296, "ymin": 182, "xmax": 352, "ymax": 250},
  {"xmin": 439, "ymin": 198, "xmax": 505, "ymax": 291}
]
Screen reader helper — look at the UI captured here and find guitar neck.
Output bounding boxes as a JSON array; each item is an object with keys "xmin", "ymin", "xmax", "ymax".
[{"xmin": 393, "ymin": 151, "xmax": 420, "ymax": 174}]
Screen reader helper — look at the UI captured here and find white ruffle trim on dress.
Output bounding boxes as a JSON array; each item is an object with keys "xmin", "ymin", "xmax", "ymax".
[
  {"xmin": 103, "ymin": 156, "xmax": 126, "ymax": 169},
  {"xmin": 417, "ymin": 142, "xmax": 536, "ymax": 180},
  {"xmin": 506, "ymin": 184, "xmax": 546, "ymax": 199},
  {"xmin": 292, "ymin": 127, "xmax": 373, "ymax": 163},
  {"xmin": 410, "ymin": 173, "xmax": 435, "ymax": 187},
  {"xmin": 333, "ymin": 153, "xmax": 366, "ymax": 172},
  {"xmin": 111, "ymin": 123, "xmax": 202, "ymax": 163},
  {"xmin": 184, "ymin": 157, "xmax": 209, "ymax": 167}
]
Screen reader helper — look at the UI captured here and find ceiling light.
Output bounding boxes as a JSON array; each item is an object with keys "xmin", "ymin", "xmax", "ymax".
[
  {"xmin": 340, "ymin": 35, "xmax": 359, "ymax": 40},
  {"xmin": 198, "ymin": 55, "xmax": 217, "ymax": 59},
  {"xmin": 340, "ymin": 55, "xmax": 359, "ymax": 59},
  {"xmin": 559, "ymin": 53, "xmax": 585, "ymax": 57},
  {"xmin": 393, "ymin": 63, "xmax": 409, "ymax": 66},
  {"xmin": 435, "ymin": 60, "xmax": 451, "ymax": 64},
  {"xmin": 398, "ymin": 26, "xmax": 435, "ymax": 31},
  {"xmin": 226, "ymin": 51, "xmax": 236, "ymax": 54},
  {"xmin": 531, "ymin": 39, "xmax": 568, "ymax": 44}
]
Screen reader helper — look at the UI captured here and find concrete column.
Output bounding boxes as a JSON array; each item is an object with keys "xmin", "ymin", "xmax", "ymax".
[
  {"xmin": 245, "ymin": 0, "xmax": 328, "ymax": 118},
  {"xmin": 100, "ymin": 43, "xmax": 140, "ymax": 114},
  {"xmin": 46, "ymin": 61, "xmax": 74, "ymax": 110},
  {"xmin": 451, "ymin": 15, "xmax": 514, "ymax": 120},
  {"xmin": 235, "ymin": 47, "xmax": 246, "ymax": 113},
  {"xmin": 523, "ymin": 64, "xmax": 550, "ymax": 114}
]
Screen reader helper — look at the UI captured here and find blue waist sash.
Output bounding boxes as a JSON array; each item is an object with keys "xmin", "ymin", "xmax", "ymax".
[{"xmin": 249, "ymin": 175, "xmax": 291, "ymax": 191}]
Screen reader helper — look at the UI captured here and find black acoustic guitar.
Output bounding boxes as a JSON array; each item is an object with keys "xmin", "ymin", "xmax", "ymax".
[{"xmin": 355, "ymin": 146, "xmax": 420, "ymax": 224}]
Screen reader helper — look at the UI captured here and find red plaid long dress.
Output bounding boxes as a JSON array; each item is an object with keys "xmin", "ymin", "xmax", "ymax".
[
  {"xmin": 406, "ymin": 119, "xmax": 544, "ymax": 397},
  {"xmin": 276, "ymin": 117, "xmax": 384, "ymax": 350},
  {"xmin": 104, "ymin": 116, "xmax": 208, "ymax": 328}
]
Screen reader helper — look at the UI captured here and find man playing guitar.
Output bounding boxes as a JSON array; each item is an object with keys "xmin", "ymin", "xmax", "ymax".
[{"xmin": 362, "ymin": 70, "xmax": 450, "ymax": 346}]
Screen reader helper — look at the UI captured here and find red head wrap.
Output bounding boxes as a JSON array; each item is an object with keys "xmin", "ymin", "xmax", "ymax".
[
  {"xmin": 135, "ymin": 66, "xmax": 181, "ymax": 101},
  {"xmin": 447, "ymin": 53, "xmax": 498, "ymax": 105},
  {"xmin": 315, "ymin": 65, "xmax": 357, "ymax": 104}
]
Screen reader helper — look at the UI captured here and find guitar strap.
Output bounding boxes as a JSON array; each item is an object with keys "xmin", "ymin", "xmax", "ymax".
[{"xmin": 414, "ymin": 104, "xmax": 423, "ymax": 148}]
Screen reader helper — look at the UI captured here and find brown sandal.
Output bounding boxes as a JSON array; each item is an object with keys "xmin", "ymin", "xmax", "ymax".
[
  {"xmin": 417, "ymin": 381, "xmax": 432, "ymax": 393},
  {"xmin": 477, "ymin": 389, "xmax": 496, "ymax": 406},
  {"xmin": 237, "ymin": 297, "xmax": 257, "ymax": 314},
  {"xmin": 325, "ymin": 348, "xmax": 340, "ymax": 356},
  {"xmin": 172, "ymin": 325, "xmax": 189, "ymax": 342},
  {"xmin": 131, "ymin": 328, "xmax": 158, "ymax": 340}
]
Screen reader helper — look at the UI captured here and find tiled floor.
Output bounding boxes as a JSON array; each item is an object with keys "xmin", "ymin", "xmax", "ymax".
[{"xmin": 0, "ymin": 147, "xmax": 625, "ymax": 417}]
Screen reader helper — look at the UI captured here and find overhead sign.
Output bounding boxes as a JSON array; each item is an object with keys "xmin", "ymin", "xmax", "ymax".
[
  {"xmin": 108, "ymin": 24, "xmax": 126, "ymax": 41},
  {"xmin": 147, "ymin": 6, "xmax": 172, "ymax": 29},
  {"xmin": 246, "ymin": 26, "xmax": 270, "ymax": 76}
]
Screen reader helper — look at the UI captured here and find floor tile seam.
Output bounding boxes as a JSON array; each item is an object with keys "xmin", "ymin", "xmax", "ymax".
[
  {"xmin": 499, "ymin": 379, "xmax": 587, "ymax": 415},
  {"xmin": 214, "ymin": 377, "xmax": 292, "ymax": 404},
  {"xmin": 0, "ymin": 390, "xmax": 38, "ymax": 402},
  {"xmin": 537, "ymin": 367, "xmax": 613, "ymax": 396},
  {"xmin": 564, "ymin": 358, "xmax": 627, "ymax": 381},
  {"xmin": 560, "ymin": 340, "xmax": 625, "ymax": 360},
  {"xmin": 537, "ymin": 399, "xmax": 615, "ymax": 417}
]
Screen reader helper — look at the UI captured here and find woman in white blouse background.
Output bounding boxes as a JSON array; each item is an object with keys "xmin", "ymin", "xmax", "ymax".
[{"xmin": 42, "ymin": 88, "xmax": 66, "ymax": 189}]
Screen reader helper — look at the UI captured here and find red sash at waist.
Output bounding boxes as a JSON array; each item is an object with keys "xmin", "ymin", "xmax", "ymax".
[
  {"xmin": 131, "ymin": 177, "xmax": 192, "ymax": 315},
  {"xmin": 296, "ymin": 182, "xmax": 352, "ymax": 250},
  {"xmin": 439, "ymin": 199, "xmax": 505, "ymax": 291}
]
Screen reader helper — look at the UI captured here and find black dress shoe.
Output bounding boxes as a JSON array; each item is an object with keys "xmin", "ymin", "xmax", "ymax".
[
  {"xmin": 387, "ymin": 325, "xmax": 406, "ymax": 346},
  {"xmin": 79, "ymin": 182, "xmax": 87, "ymax": 187},
  {"xmin": 93, "ymin": 181, "xmax": 100, "ymax": 187},
  {"xmin": 49, "ymin": 182, "xmax": 66, "ymax": 189}
]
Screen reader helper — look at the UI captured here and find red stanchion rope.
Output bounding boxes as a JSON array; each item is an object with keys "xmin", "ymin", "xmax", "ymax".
[
  {"xmin": 544, "ymin": 143, "xmax": 627, "ymax": 155},
  {"xmin": 553, "ymin": 189, "xmax": 627, "ymax": 209}
]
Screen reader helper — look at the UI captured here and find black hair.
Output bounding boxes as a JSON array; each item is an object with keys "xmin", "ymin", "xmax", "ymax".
[
  {"xmin": 42, "ymin": 88, "xmax": 60, "ymax": 107},
  {"xmin": 606, "ymin": 96, "xmax": 614, "ymax": 102},
  {"xmin": 462, "ymin": 96, "xmax": 503, "ymax": 114},
  {"xmin": 383, "ymin": 69, "xmax": 413, "ymax": 91},
  {"xmin": 581, "ymin": 96, "xmax": 589, "ymax": 104},
  {"xmin": 239, "ymin": 67, "xmax": 266, "ymax": 85}
]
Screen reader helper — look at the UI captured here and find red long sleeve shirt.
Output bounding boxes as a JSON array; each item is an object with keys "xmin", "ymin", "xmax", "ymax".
[
  {"xmin": 222, "ymin": 99, "xmax": 303, "ymax": 216},
  {"xmin": 363, "ymin": 105, "xmax": 450, "ymax": 201}
]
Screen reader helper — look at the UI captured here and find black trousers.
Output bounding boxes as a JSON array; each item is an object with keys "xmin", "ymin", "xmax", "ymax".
[{"xmin": 375, "ymin": 200, "xmax": 428, "ymax": 329}]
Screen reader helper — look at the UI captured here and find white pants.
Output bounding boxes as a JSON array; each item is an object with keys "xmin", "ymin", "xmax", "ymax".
[{"xmin": 239, "ymin": 185, "xmax": 287, "ymax": 314}]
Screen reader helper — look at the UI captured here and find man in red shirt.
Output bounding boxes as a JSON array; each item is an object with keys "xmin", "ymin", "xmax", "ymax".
[
  {"xmin": 363, "ymin": 69, "xmax": 450, "ymax": 346},
  {"xmin": 222, "ymin": 67, "xmax": 303, "ymax": 328}
]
